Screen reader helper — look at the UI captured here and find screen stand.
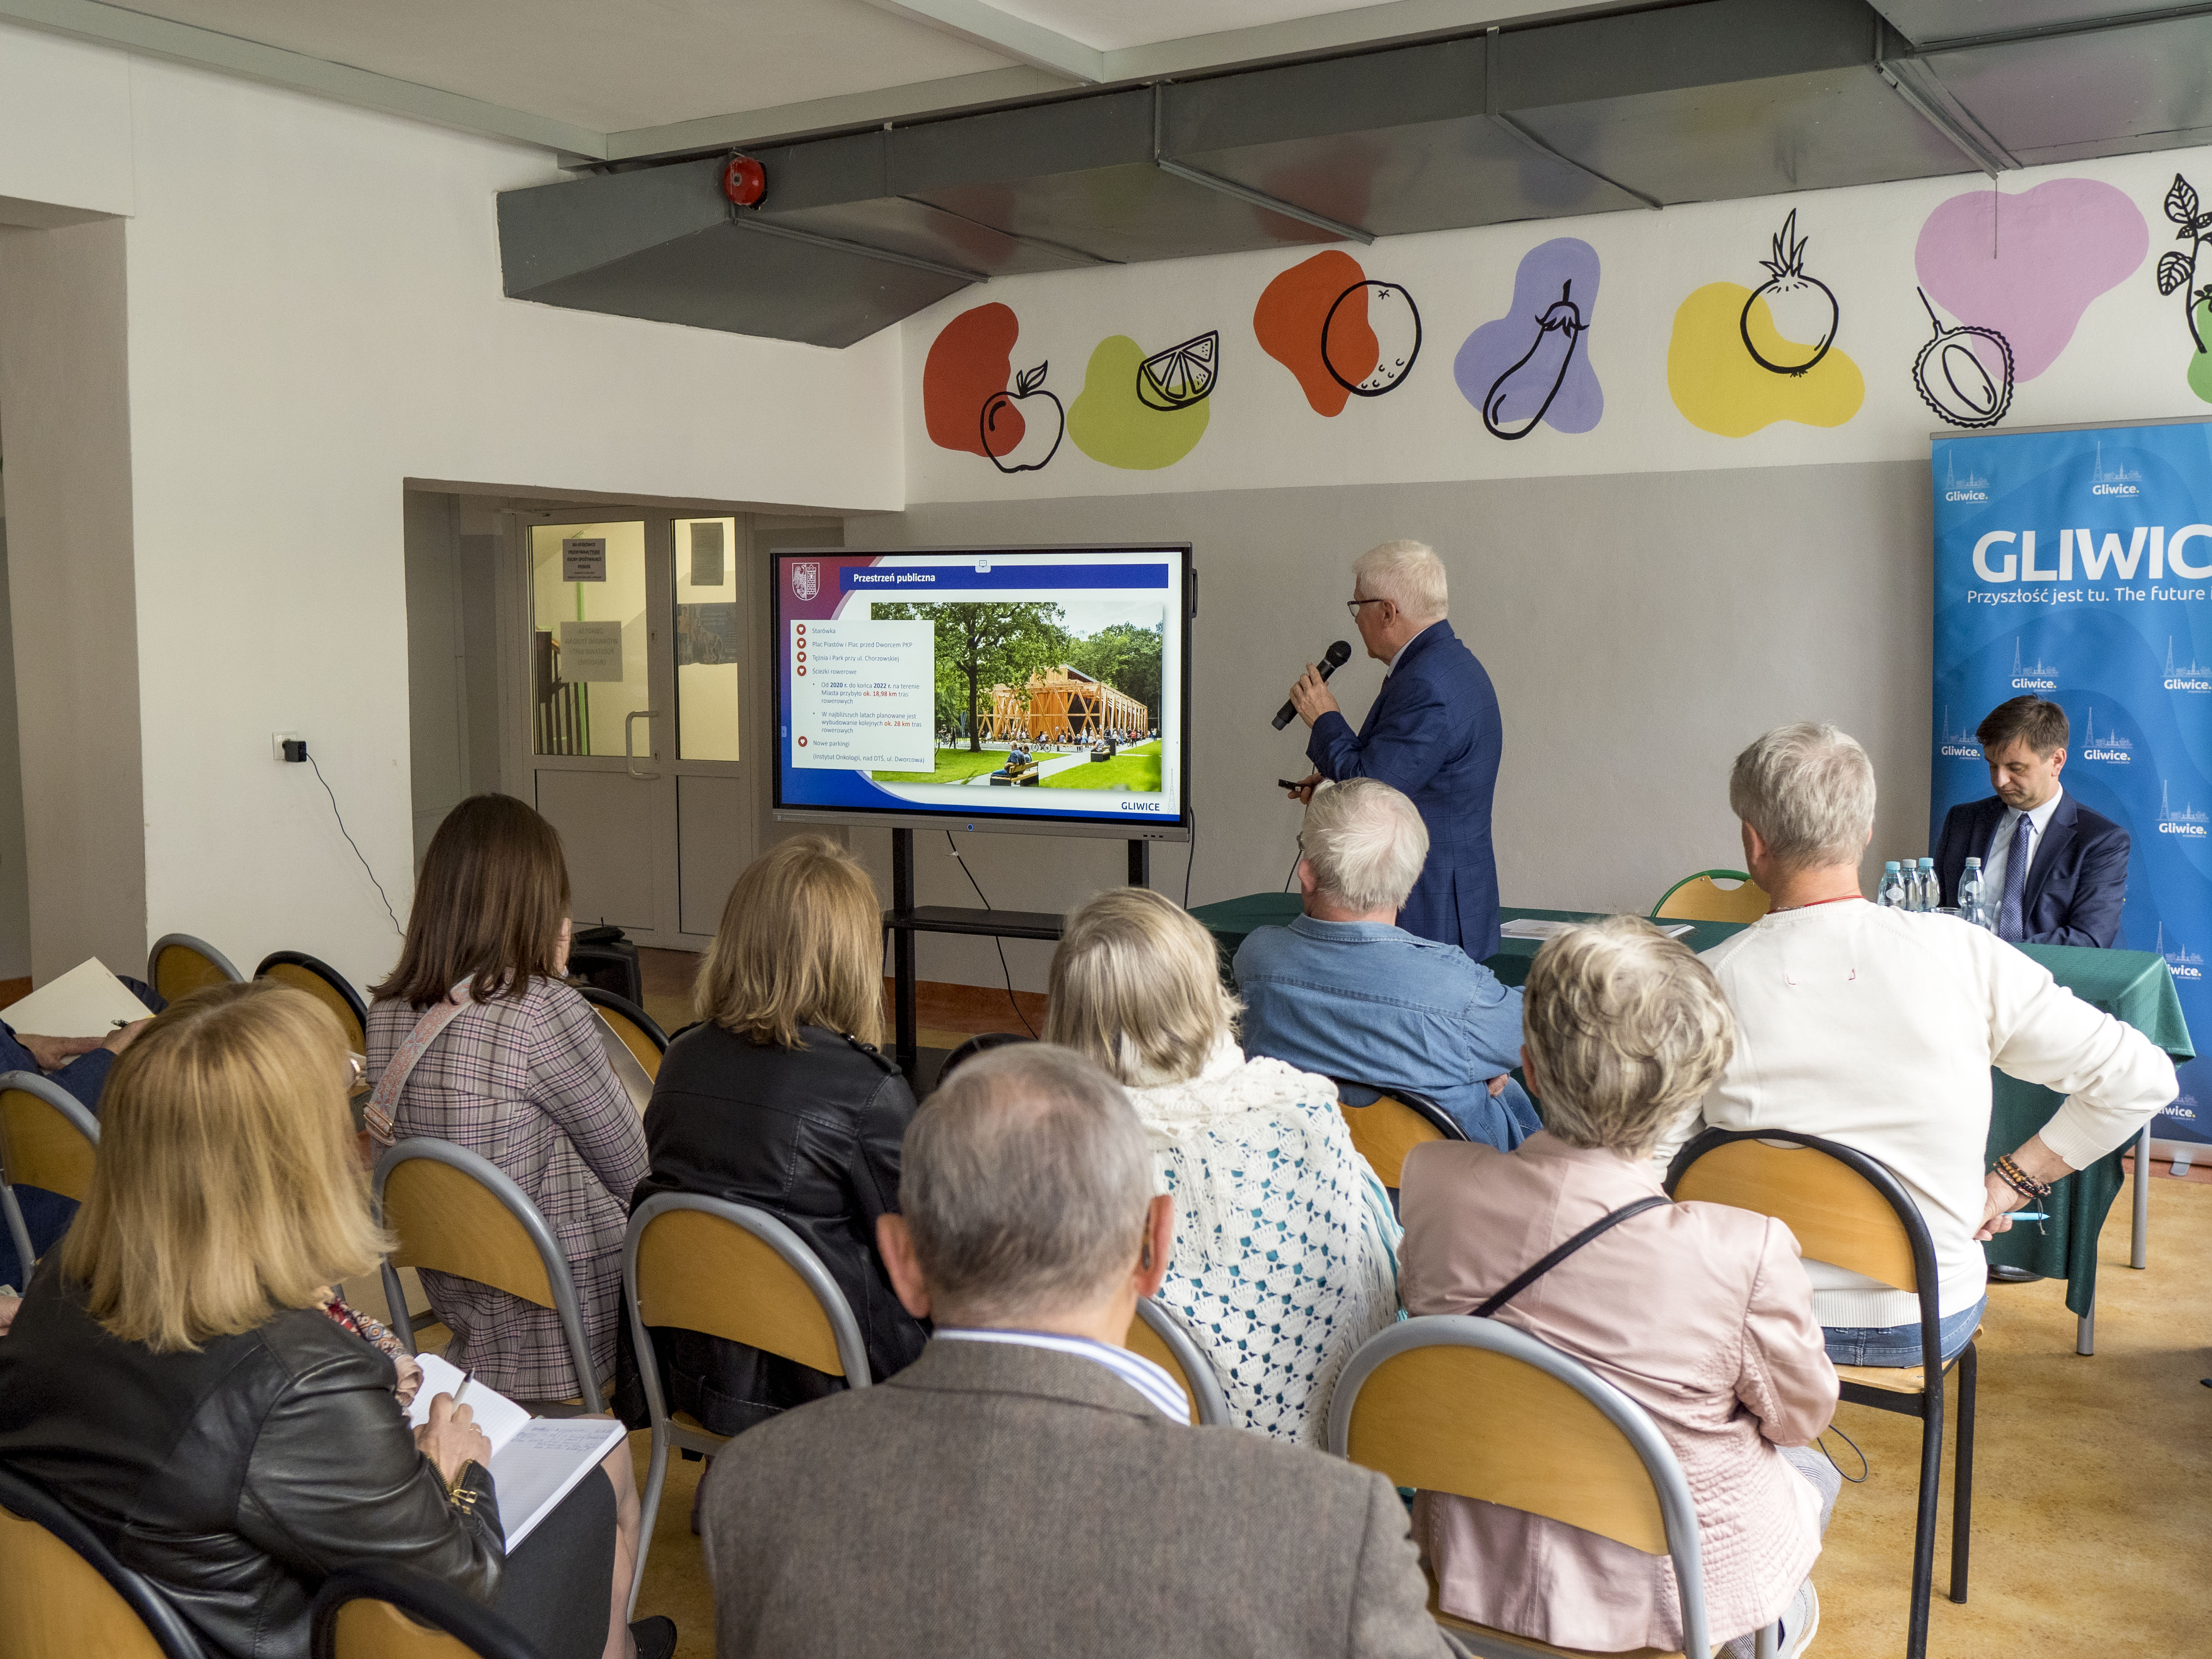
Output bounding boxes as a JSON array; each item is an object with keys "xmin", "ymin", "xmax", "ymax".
[{"xmin": 885, "ymin": 827, "xmax": 1157, "ymax": 1083}]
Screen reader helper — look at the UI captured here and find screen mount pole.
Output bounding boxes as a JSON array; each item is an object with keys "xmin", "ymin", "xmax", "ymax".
[
  {"xmin": 1127, "ymin": 839, "xmax": 1150, "ymax": 888},
  {"xmin": 892, "ymin": 828, "xmax": 918, "ymax": 1075}
]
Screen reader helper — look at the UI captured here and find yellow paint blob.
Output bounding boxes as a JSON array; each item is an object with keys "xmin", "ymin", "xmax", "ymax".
[{"xmin": 1666, "ymin": 282, "xmax": 1864, "ymax": 437}]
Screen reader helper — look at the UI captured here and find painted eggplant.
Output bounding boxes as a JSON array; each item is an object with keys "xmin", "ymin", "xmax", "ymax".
[{"xmin": 1481, "ymin": 280, "xmax": 1586, "ymax": 441}]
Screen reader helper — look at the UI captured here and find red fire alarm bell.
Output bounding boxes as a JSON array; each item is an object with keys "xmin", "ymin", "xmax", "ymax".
[{"xmin": 722, "ymin": 154, "xmax": 766, "ymax": 208}]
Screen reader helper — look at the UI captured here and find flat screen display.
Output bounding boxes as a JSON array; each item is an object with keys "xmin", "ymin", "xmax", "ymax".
[{"xmin": 770, "ymin": 545, "xmax": 1192, "ymax": 838}]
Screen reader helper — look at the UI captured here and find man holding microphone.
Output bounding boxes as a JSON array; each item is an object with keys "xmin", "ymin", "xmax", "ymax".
[{"xmin": 1285, "ymin": 539, "xmax": 1505, "ymax": 962}]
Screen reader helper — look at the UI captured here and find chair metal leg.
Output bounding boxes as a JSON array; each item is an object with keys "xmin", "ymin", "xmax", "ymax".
[
  {"xmin": 2076, "ymin": 1295, "xmax": 2095, "ymax": 1358},
  {"xmin": 2132, "ymin": 1125, "xmax": 2151, "ymax": 1269},
  {"xmin": 1905, "ymin": 1382, "xmax": 1944, "ymax": 1659},
  {"xmin": 1949, "ymin": 1342, "xmax": 1975, "ymax": 1604},
  {"xmin": 1753, "ymin": 1618, "xmax": 1779, "ymax": 1658},
  {"xmin": 628, "ymin": 1418, "xmax": 670, "ymax": 1621},
  {"xmin": 0, "ymin": 1185, "xmax": 35, "ymax": 1289}
]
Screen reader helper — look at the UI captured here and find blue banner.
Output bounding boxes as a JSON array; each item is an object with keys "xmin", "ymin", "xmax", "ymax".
[
  {"xmin": 1932, "ymin": 420, "xmax": 2212, "ymax": 1146},
  {"xmin": 840, "ymin": 563, "xmax": 1169, "ymax": 592}
]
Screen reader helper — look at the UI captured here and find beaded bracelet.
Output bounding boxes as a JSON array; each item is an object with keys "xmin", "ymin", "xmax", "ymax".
[{"xmin": 1992, "ymin": 1153, "xmax": 2053, "ymax": 1201}]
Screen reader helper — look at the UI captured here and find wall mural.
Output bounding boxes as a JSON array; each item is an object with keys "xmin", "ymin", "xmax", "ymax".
[
  {"xmin": 1454, "ymin": 238, "xmax": 1601, "ymax": 441},
  {"xmin": 924, "ymin": 302, "xmax": 1063, "ymax": 472},
  {"xmin": 1068, "ymin": 332, "xmax": 1213, "ymax": 469},
  {"xmin": 1913, "ymin": 178, "xmax": 2145, "ymax": 429},
  {"xmin": 1254, "ymin": 250, "xmax": 1421, "ymax": 416},
  {"xmin": 2152, "ymin": 172, "xmax": 2212, "ymax": 404},
  {"xmin": 1667, "ymin": 210, "xmax": 1864, "ymax": 436}
]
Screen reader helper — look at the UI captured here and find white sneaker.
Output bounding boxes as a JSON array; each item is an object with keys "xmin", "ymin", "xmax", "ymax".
[{"xmin": 1778, "ymin": 1581, "xmax": 1820, "ymax": 1659}]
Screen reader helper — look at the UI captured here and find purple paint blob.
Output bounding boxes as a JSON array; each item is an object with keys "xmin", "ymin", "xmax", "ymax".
[
  {"xmin": 1455, "ymin": 239, "xmax": 1602, "ymax": 436},
  {"xmin": 1915, "ymin": 178, "xmax": 2146, "ymax": 382}
]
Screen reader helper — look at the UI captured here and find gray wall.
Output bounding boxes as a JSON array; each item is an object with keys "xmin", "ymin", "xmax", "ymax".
[
  {"xmin": 0, "ymin": 524, "xmax": 34, "ymax": 978},
  {"xmin": 849, "ymin": 458, "xmax": 1933, "ymax": 992},
  {"xmin": 404, "ymin": 491, "xmax": 503, "ymax": 867}
]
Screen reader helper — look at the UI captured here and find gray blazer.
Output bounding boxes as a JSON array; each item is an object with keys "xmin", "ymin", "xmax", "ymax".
[{"xmin": 700, "ymin": 1338, "xmax": 1460, "ymax": 1659}]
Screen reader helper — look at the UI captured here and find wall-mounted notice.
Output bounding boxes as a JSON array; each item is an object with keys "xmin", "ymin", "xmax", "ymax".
[
  {"xmin": 559, "ymin": 619, "xmax": 625, "ymax": 682},
  {"xmin": 689, "ymin": 522, "xmax": 726, "ymax": 588},
  {"xmin": 562, "ymin": 537, "xmax": 607, "ymax": 582},
  {"xmin": 788, "ymin": 619, "xmax": 934, "ymax": 770}
]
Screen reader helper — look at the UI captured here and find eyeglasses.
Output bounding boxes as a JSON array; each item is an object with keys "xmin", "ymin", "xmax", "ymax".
[{"xmin": 1345, "ymin": 597, "xmax": 1390, "ymax": 618}]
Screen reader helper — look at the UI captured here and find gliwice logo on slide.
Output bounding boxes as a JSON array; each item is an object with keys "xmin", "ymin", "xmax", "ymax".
[
  {"xmin": 2158, "ymin": 780, "xmax": 2209, "ymax": 838},
  {"xmin": 791, "ymin": 562, "xmax": 821, "ymax": 602}
]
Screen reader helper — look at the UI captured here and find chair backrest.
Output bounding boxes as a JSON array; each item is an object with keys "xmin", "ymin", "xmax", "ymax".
[
  {"xmin": 0, "ymin": 1464, "xmax": 209, "ymax": 1659},
  {"xmin": 1127, "ymin": 1296, "xmax": 1232, "ymax": 1426},
  {"xmin": 373, "ymin": 1138, "xmax": 600, "ymax": 1404},
  {"xmin": 1666, "ymin": 1127, "xmax": 1938, "ymax": 1356},
  {"xmin": 576, "ymin": 987, "xmax": 667, "ymax": 1081},
  {"xmin": 0, "ymin": 1071, "xmax": 101, "ymax": 1281},
  {"xmin": 1333, "ymin": 1083, "xmax": 1464, "ymax": 1190},
  {"xmin": 625, "ymin": 1193, "xmax": 870, "ymax": 1383},
  {"xmin": 1326, "ymin": 1316, "xmax": 1711, "ymax": 1658},
  {"xmin": 255, "ymin": 952, "xmax": 370, "ymax": 1052},
  {"xmin": 146, "ymin": 934, "xmax": 244, "ymax": 1004},
  {"xmin": 1651, "ymin": 869, "xmax": 1771, "ymax": 923},
  {"xmin": 939, "ymin": 1031, "xmax": 1033, "ymax": 1080},
  {"xmin": 311, "ymin": 1562, "xmax": 539, "ymax": 1659}
]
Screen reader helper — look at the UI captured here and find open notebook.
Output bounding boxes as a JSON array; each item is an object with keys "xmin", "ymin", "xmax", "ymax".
[
  {"xmin": 407, "ymin": 1354, "xmax": 625, "ymax": 1548},
  {"xmin": 1, "ymin": 959, "xmax": 153, "ymax": 1039}
]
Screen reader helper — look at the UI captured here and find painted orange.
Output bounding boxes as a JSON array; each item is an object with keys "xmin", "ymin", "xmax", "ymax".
[
  {"xmin": 924, "ymin": 302, "xmax": 1022, "ymax": 457},
  {"xmin": 1254, "ymin": 250, "xmax": 1370, "ymax": 417}
]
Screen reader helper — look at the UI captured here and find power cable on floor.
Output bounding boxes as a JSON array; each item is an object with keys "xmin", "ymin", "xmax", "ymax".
[
  {"xmin": 944, "ymin": 830, "xmax": 1036, "ymax": 1038},
  {"xmin": 308, "ymin": 752, "xmax": 404, "ymax": 936}
]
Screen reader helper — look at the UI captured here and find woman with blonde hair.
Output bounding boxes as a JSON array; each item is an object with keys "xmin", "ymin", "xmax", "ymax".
[
  {"xmin": 0, "ymin": 982, "xmax": 640, "ymax": 1659},
  {"xmin": 629, "ymin": 834, "xmax": 926, "ymax": 1432},
  {"xmin": 1045, "ymin": 886, "xmax": 1400, "ymax": 1444},
  {"xmin": 1398, "ymin": 916, "xmax": 1838, "ymax": 1659}
]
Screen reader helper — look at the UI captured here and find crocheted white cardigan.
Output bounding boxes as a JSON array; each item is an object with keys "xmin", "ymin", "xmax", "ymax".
[{"xmin": 1126, "ymin": 1040, "xmax": 1403, "ymax": 1444}]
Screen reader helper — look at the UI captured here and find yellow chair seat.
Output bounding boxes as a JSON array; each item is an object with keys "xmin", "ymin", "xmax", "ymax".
[{"xmin": 1834, "ymin": 1326, "xmax": 1982, "ymax": 1396}]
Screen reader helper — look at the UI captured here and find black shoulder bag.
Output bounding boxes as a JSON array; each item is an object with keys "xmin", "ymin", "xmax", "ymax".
[{"xmin": 1473, "ymin": 1195, "xmax": 1672, "ymax": 1318}]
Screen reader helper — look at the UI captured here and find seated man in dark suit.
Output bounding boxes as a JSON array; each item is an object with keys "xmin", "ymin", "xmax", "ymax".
[
  {"xmin": 699, "ymin": 1043, "xmax": 1458, "ymax": 1659},
  {"xmin": 1935, "ymin": 696, "xmax": 2129, "ymax": 947}
]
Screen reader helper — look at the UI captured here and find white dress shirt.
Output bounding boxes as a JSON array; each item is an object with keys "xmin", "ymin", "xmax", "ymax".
[
  {"xmin": 1983, "ymin": 784, "xmax": 2065, "ymax": 905},
  {"xmin": 932, "ymin": 1327, "xmax": 1188, "ymax": 1422}
]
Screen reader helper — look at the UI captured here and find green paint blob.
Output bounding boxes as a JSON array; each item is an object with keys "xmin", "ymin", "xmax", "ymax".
[
  {"xmin": 2192, "ymin": 300, "xmax": 2212, "ymax": 405},
  {"xmin": 1068, "ymin": 335, "xmax": 1208, "ymax": 469}
]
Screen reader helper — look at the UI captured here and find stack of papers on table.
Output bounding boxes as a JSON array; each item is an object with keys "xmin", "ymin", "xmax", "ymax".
[
  {"xmin": 1500, "ymin": 917, "xmax": 1694, "ymax": 942},
  {"xmin": 407, "ymin": 1354, "xmax": 624, "ymax": 1547},
  {"xmin": 1, "ymin": 959, "xmax": 152, "ymax": 1038}
]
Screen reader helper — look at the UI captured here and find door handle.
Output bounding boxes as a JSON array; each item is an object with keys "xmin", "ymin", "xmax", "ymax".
[{"xmin": 625, "ymin": 710, "xmax": 661, "ymax": 780}]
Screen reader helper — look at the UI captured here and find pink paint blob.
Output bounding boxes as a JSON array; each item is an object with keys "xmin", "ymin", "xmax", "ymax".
[{"xmin": 1915, "ymin": 178, "xmax": 2147, "ymax": 381}]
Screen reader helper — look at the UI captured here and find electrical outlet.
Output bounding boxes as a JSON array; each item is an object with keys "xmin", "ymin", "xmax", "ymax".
[{"xmin": 272, "ymin": 731, "xmax": 301, "ymax": 762}]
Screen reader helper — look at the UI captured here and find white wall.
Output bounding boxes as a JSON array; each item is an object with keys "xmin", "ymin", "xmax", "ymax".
[{"xmin": 0, "ymin": 22, "xmax": 905, "ymax": 989}]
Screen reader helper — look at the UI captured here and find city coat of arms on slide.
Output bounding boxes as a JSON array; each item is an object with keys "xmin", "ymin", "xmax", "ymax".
[{"xmin": 792, "ymin": 562, "xmax": 821, "ymax": 602}]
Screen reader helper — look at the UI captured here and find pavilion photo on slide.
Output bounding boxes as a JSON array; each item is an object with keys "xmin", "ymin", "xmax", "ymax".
[{"xmin": 862, "ymin": 596, "xmax": 1165, "ymax": 793}]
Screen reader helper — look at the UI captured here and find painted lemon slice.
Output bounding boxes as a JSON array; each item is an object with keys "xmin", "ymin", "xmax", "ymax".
[{"xmin": 1136, "ymin": 331, "xmax": 1220, "ymax": 410}]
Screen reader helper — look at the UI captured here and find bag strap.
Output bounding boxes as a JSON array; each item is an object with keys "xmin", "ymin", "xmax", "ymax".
[
  {"xmin": 364, "ymin": 982, "xmax": 474, "ymax": 1147},
  {"xmin": 1473, "ymin": 1195, "xmax": 1672, "ymax": 1319}
]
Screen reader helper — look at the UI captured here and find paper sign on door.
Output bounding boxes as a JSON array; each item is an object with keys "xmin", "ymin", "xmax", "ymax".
[
  {"xmin": 562, "ymin": 537, "xmax": 608, "ymax": 582},
  {"xmin": 689, "ymin": 523, "xmax": 726, "ymax": 588},
  {"xmin": 558, "ymin": 620, "xmax": 625, "ymax": 682}
]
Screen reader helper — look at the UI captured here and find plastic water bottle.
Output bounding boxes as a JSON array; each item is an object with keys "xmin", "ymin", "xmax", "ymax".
[
  {"xmin": 1957, "ymin": 856, "xmax": 1985, "ymax": 927},
  {"xmin": 1918, "ymin": 857, "xmax": 1938, "ymax": 911},
  {"xmin": 1877, "ymin": 861, "xmax": 1906, "ymax": 907}
]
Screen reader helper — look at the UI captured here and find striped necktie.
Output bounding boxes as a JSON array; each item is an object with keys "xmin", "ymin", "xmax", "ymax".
[{"xmin": 1997, "ymin": 812, "xmax": 2033, "ymax": 942}]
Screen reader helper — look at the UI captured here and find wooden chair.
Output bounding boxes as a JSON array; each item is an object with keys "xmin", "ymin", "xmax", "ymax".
[
  {"xmin": 0, "ymin": 1072, "xmax": 99, "ymax": 1284},
  {"xmin": 255, "ymin": 951, "xmax": 370, "ymax": 1053},
  {"xmin": 1333, "ymin": 1082, "xmax": 1466, "ymax": 1194},
  {"xmin": 146, "ymin": 934, "xmax": 244, "ymax": 1004},
  {"xmin": 1327, "ymin": 1316, "xmax": 1773, "ymax": 1659},
  {"xmin": 1667, "ymin": 1128, "xmax": 1973, "ymax": 1659},
  {"xmin": 0, "ymin": 1463, "xmax": 210, "ymax": 1658},
  {"xmin": 1128, "ymin": 1295, "xmax": 1232, "ymax": 1427},
  {"xmin": 576, "ymin": 987, "xmax": 668, "ymax": 1081},
  {"xmin": 623, "ymin": 1192, "xmax": 873, "ymax": 1616},
  {"xmin": 1650, "ymin": 871, "xmax": 1771, "ymax": 925},
  {"xmin": 372, "ymin": 1138, "xmax": 604, "ymax": 1412},
  {"xmin": 311, "ymin": 1562, "xmax": 539, "ymax": 1659}
]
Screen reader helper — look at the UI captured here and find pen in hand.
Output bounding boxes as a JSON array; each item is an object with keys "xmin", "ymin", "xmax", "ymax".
[{"xmin": 452, "ymin": 1367, "xmax": 475, "ymax": 1407}]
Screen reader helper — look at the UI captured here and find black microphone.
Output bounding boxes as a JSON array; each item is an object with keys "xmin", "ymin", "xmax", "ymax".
[{"xmin": 1273, "ymin": 640, "xmax": 1353, "ymax": 730}]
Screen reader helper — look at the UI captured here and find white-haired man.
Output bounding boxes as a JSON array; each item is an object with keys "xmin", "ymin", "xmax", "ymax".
[
  {"xmin": 699, "ymin": 1044, "xmax": 1460, "ymax": 1659},
  {"xmin": 1668, "ymin": 723, "xmax": 2175, "ymax": 1367},
  {"xmin": 1237, "ymin": 779, "xmax": 1534, "ymax": 1147},
  {"xmin": 1285, "ymin": 539, "xmax": 1505, "ymax": 962}
]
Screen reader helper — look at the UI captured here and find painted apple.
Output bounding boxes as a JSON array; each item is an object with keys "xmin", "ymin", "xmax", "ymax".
[{"xmin": 982, "ymin": 363, "xmax": 1064, "ymax": 473}]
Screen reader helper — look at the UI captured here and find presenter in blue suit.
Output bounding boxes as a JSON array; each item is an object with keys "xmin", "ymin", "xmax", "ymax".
[
  {"xmin": 1286, "ymin": 539, "xmax": 1504, "ymax": 962},
  {"xmin": 1935, "ymin": 696, "xmax": 2130, "ymax": 948}
]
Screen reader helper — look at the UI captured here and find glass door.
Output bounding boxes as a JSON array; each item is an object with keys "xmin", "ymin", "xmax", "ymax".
[{"xmin": 518, "ymin": 512, "xmax": 754, "ymax": 949}]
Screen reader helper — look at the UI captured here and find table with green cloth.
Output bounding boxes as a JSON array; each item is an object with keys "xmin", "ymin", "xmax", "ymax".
[{"xmin": 1190, "ymin": 896, "xmax": 2191, "ymax": 1338}]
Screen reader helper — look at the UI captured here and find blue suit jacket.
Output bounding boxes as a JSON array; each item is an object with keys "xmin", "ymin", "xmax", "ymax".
[
  {"xmin": 1306, "ymin": 620, "xmax": 1503, "ymax": 961},
  {"xmin": 1934, "ymin": 792, "xmax": 2130, "ymax": 949}
]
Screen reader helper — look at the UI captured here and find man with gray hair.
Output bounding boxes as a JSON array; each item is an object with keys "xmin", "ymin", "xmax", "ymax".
[
  {"xmin": 699, "ymin": 1042, "xmax": 1459, "ymax": 1659},
  {"xmin": 1284, "ymin": 538, "xmax": 1506, "ymax": 961},
  {"xmin": 1236, "ymin": 779, "xmax": 1536, "ymax": 1148},
  {"xmin": 1665, "ymin": 722, "xmax": 2174, "ymax": 1366}
]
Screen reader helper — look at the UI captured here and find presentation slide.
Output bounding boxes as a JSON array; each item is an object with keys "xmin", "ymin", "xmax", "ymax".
[{"xmin": 773, "ymin": 547, "xmax": 1190, "ymax": 833}]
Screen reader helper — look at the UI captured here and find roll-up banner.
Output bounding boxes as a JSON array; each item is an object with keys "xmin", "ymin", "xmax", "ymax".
[{"xmin": 1932, "ymin": 418, "xmax": 2212, "ymax": 1150}]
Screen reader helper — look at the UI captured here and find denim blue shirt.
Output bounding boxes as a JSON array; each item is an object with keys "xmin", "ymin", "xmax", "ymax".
[{"xmin": 1232, "ymin": 914, "xmax": 1539, "ymax": 1150}]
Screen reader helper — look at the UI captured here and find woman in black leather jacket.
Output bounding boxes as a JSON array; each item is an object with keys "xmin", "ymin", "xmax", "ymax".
[
  {"xmin": 0, "ymin": 981, "xmax": 630, "ymax": 1659},
  {"xmin": 627, "ymin": 835, "xmax": 927, "ymax": 1434}
]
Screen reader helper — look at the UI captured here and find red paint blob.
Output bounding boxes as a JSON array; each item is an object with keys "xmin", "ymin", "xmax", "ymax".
[
  {"xmin": 924, "ymin": 303, "xmax": 1023, "ymax": 456},
  {"xmin": 1254, "ymin": 250, "xmax": 1368, "ymax": 417}
]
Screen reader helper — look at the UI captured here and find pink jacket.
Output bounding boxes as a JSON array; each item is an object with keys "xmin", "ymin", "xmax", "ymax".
[{"xmin": 1398, "ymin": 1132, "xmax": 1838, "ymax": 1651}]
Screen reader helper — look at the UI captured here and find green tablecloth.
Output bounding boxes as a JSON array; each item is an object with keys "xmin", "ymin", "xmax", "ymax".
[{"xmin": 1192, "ymin": 896, "xmax": 2193, "ymax": 1318}]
